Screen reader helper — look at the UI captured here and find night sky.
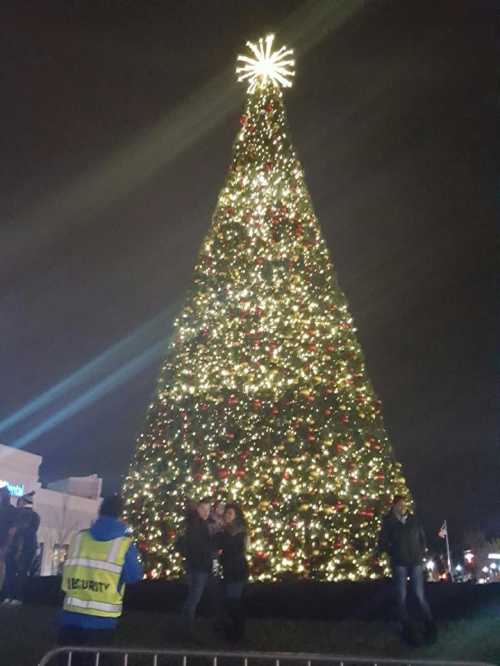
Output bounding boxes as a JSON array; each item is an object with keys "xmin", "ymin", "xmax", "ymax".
[{"xmin": 1, "ymin": 1, "xmax": 497, "ymax": 548}]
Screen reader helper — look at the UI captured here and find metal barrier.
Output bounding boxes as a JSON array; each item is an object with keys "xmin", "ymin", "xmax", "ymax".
[{"xmin": 37, "ymin": 647, "xmax": 496, "ymax": 666}]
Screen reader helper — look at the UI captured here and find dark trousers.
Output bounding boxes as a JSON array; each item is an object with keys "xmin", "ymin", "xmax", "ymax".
[
  {"xmin": 393, "ymin": 564, "xmax": 433, "ymax": 625},
  {"xmin": 181, "ymin": 569, "xmax": 210, "ymax": 627},
  {"xmin": 206, "ymin": 573, "xmax": 224, "ymax": 626},
  {"xmin": 58, "ymin": 626, "xmax": 115, "ymax": 666},
  {"xmin": 223, "ymin": 581, "xmax": 246, "ymax": 641},
  {"xmin": 3, "ymin": 552, "xmax": 32, "ymax": 601}
]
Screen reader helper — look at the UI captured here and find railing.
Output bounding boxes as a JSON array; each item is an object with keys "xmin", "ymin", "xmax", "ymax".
[{"xmin": 37, "ymin": 647, "xmax": 496, "ymax": 666}]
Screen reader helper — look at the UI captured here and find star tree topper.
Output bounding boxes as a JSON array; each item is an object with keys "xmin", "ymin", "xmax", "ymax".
[{"xmin": 236, "ymin": 34, "xmax": 295, "ymax": 93}]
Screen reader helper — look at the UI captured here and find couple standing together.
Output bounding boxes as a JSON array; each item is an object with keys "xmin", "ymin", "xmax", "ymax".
[{"xmin": 179, "ymin": 498, "xmax": 249, "ymax": 642}]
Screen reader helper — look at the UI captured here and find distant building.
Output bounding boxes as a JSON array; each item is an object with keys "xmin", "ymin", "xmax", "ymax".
[{"xmin": 0, "ymin": 443, "xmax": 103, "ymax": 576}]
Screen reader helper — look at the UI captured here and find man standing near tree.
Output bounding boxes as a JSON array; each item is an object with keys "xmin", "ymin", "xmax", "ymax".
[{"xmin": 378, "ymin": 495, "xmax": 437, "ymax": 645}]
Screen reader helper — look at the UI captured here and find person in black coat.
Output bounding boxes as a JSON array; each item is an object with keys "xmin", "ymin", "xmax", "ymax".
[
  {"xmin": 378, "ymin": 495, "xmax": 437, "ymax": 643},
  {"xmin": 215, "ymin": 503, "xmax": 249, "ymax": 641},
  {"xmin": 0, "ymin": 486, "xmax": 17, "ymax": 595},
  {"xmin": 179, "ymin": 497, "xmax": 213, "ymax": 636},
  {"xmin": 3, "ymin": 492, "xmax": 40, "ymax": 606}
]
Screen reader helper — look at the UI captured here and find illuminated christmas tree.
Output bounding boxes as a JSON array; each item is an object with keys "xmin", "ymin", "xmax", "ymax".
[{"xmin": 124, "ymin": 35, "xmax": 410, "ymax": 581}]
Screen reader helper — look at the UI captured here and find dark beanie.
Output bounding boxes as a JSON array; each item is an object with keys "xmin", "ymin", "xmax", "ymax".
[{"xmin": 99, "ymin": 495, "xmax": 124, "ymax": 518}]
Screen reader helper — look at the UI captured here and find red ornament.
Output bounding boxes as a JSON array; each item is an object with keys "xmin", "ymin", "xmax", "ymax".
[
  {"xmin": 225, "ymin": 432, "xmax": 235, "ymax": 440},
  {"xmin": 265, "ymin": 161, "xmax": 273, "ymax": 172},
  {"xmin": 271, "ymin": 407, "xmax": 279, "ymax": 416},
  {"xmin": 239, "ymin": 114, "xmax": 247, "ymax": 126},
  {"xmin": 200, "ymin": 403, "xmax": 209, "ymax": 411},
  {"xmin": 359, "ymin": 509, "xmax": 375, "ymax": 518},
  {"xmin": 307, "ymin": 432, "xmax": 316, "ymax": 442},
  {"xmin": 264, "ymin": 102, "xmax": 273, "ymax": 113},
  {"xmin": 228, "ymin": 395, "xmax": 238, "ymax": 406},
  {"xmin": 217, "ymin": 468, "xmax": 229, "ymax": 479},
  {"xmin": 340, "ymin": 414, "xmax": 349, "ymax": 424},
  {"xmin": 235, "ymin": 468, "xmax": 246, "ymax": 478},
  {"xmin": 324, "ymin": 408, "xmax": 332, "ymax": 417}
]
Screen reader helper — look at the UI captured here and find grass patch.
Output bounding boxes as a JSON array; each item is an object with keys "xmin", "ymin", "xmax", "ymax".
[{"xmin": 1, "ymin": 606, "xmax": 499, "ymax": 666}]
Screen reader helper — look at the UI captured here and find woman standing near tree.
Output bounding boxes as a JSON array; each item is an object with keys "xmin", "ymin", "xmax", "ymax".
[{"xmin": 215, "ymin": 503, "xmax": 249, "ymax": 641}]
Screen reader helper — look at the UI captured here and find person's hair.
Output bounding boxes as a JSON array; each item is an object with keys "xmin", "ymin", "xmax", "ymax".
[
  {"xmin": 392, "ymin": 494, "xmax": 405, "ymax": 506},
  {"xmin": 198, "ymin": 497, "xmax": 212, "ymax": 507},
  {"xmin": 99, "ymin": 495, "xmax": 124, "ymax": 518},
  {"xmin": 0, "ymin": 486, "xmax": 10, "ymax": 505},
  {"xmin": 224, "ymin": 502, "xmax": 247, "ymax": 529}
]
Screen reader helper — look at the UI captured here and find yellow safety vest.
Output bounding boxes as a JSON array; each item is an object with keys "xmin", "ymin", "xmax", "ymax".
[{"xmin": 62, "ymin": 530, "xmax": 131, "ymax": 618}]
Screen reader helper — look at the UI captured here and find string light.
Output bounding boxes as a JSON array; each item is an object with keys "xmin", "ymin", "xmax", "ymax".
[{"xmin": 123, "ymin": 36, "xmax": 410, "ymax": 581}]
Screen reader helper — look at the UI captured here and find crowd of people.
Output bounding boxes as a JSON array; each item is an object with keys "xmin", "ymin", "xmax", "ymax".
[
  {"xmin": 54, "ymin": 495, "xmax": 249, "ymax": 664},
  {"xmin": 0, "ymin": 483, "xmax": 437, "ymax": 657},
  {"xmin": 0, "ymin": 485, "xmax": 40, "ymax": 607}
]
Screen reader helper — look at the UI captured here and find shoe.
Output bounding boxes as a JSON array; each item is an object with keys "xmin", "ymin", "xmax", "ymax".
[{"xmin": 1, "ymin": 598, "xmax": 11, "ymax": 605}]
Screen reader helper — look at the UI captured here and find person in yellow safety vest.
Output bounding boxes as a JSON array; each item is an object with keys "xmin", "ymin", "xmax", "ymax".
[{"xmin": 58, "ymin": 495, "xmax": 143, "ymax": 658}]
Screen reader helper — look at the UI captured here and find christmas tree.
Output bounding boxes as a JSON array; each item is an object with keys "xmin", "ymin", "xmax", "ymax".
[{"xmin": 124, "ymin": 35, "xmax": 410, "ymax": 581}]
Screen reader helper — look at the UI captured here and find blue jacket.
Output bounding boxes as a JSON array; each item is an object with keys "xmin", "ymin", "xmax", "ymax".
[{"xmin": 59, "ymin": 516, "xmax": 143, "ymax": 630}]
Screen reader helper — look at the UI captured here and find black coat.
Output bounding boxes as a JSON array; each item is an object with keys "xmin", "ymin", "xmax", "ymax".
[
  {"xmin": 183, "ymin": 516, "xmax": 213, "ymax": 574},
  {"xmin": 12, "ymin": 508, "xmax": 40, "ymax": 563},
  {"xmin": 0, "ymin": 503, "xmax": 17, "ymax": 548},
  {"xmin": 215, "ymin": 529, "xmax": 249, "ymax": 583},
  {"xmin": 378, "ymin": 511, "xmax": 427, "ymax": 567}
]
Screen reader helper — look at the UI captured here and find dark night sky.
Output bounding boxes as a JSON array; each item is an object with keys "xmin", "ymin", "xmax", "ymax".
[{"xmin": 1, "ymin": 1, "xmax": 497, "ymax": 547}]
